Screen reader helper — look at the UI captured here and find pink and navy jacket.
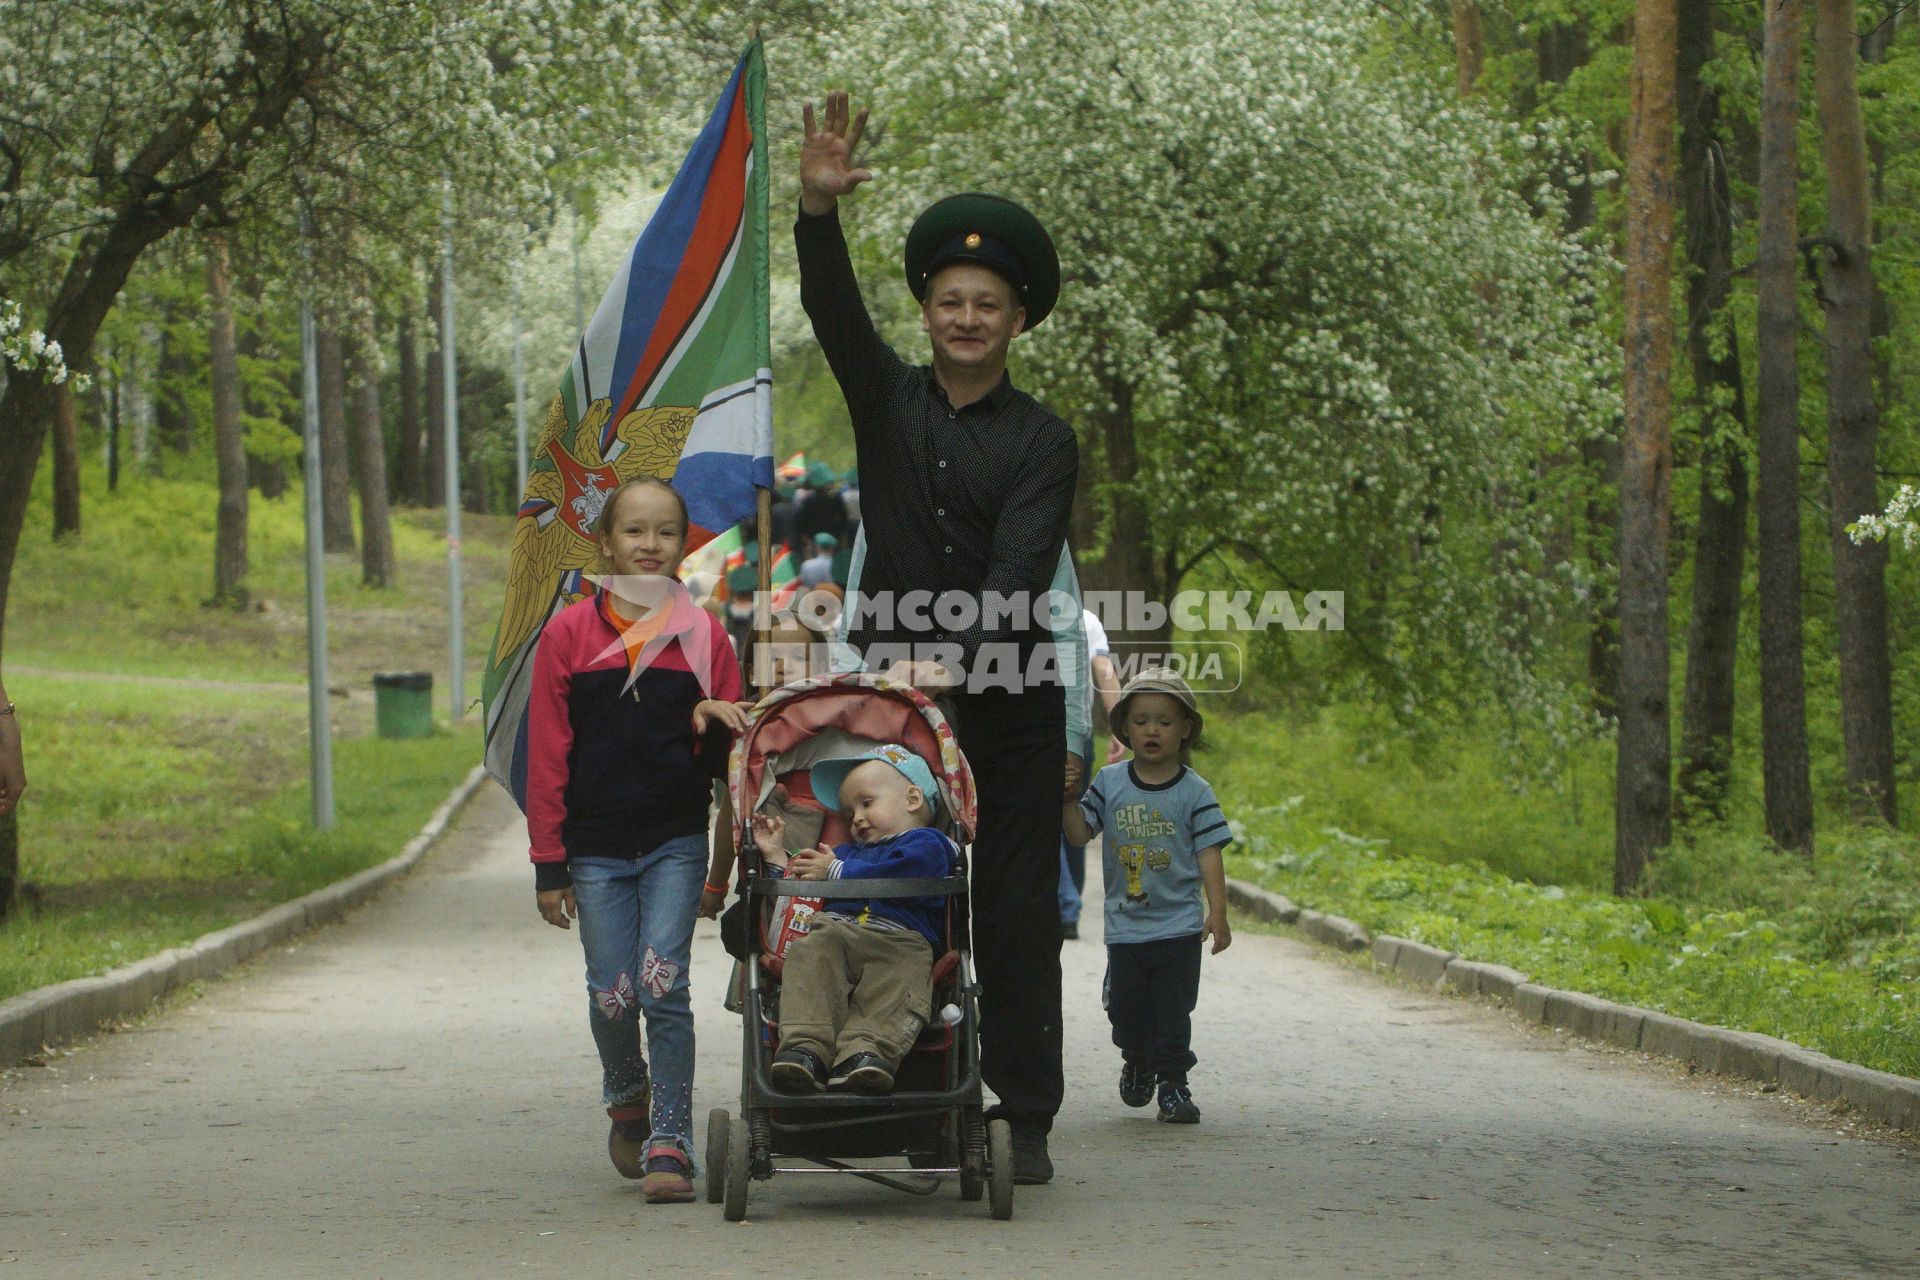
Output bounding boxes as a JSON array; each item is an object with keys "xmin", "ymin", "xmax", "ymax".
[{"xmin": 526, "ymin": 586, "xmax": 742, "ymax": 891}]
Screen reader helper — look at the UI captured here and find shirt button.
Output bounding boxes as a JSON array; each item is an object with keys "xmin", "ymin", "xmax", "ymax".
[
  {"xmin": 947, "ymin": 412, "xmax": 956, "ymax": 420},
  {"xmin": 938, "ymin": 460, "xmax": 947, "ymax": 469},
  {"xmin": 936, "ymin": 508, "xmax": 946, "ymax": 517},
  {"xmin": 944, "ymin": 545, "xmax": 953, "ymax": 554}
]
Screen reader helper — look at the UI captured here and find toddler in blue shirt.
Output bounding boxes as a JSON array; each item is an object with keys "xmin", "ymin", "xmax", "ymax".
[{"xmin": 1063, "ymin": 670, "xmax": 1232, "ymax": 1123}]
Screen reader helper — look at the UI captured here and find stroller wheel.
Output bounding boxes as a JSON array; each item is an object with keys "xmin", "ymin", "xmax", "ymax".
[
  {"xmin": 705, "ymin": 1109, "xmax": 730, "ymax": 1205},
  {"xmin": 723, "ymin": 1111, "xmax": 752, "ymax": 1221},
  {"xmin": 986, "ymin": 1119, "xmax": 1014, "ymax": 1221}
]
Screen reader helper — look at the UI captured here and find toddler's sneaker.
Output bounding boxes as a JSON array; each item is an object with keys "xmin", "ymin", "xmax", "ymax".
[
  {"xmin": 827, "ymin": 1052, "xmax": 895, "ymax": 1093},
  {"xmin": 1118, "ymin": 1061, "xmax": 1154, "ymax": 1108},
  {"xmin": 1156, "ymin": 1080, "xmax": 1200, "ymax": 1124},
  {"xmin": 641, "ymin": 1144, "xmax": 695, "ymax": 1203},
  {"xmin": 772, "ymin": 1046, "xmax": 827, "ymax": 1093}
]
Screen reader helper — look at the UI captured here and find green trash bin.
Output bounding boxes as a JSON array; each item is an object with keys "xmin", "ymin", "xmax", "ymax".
[{"xmin": 373, "ymin": 672, "xmax": 435, "ymax": 739}]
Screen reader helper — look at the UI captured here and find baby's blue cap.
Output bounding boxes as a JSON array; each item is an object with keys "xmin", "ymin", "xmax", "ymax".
[{"xmin": 811, "ymin": 744, "xmax": 940, "ymax": 819}]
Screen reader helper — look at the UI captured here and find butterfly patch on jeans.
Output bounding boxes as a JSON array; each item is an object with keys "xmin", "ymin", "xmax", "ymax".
[
  {"xmin": 594, "ymin": 971, "xmax": 636, "ymax": 1020},
  {"xmin": 639, "ymin": 947, "xmax": 680, "ymax": 1000}
]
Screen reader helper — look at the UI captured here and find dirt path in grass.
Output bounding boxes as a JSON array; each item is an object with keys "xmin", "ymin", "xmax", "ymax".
[{"xmin": 3, "ymin": 785, "xmax": 1916, "ymax": 1278}]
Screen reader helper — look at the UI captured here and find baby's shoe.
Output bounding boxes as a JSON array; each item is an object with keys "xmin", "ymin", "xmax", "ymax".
[
  {"xmin": 641, "ymin": 1144, "xmax": 696, "ymax": 1203},
  {"xmin": 1118, "ymin": 1060, "xmax": 1154, "ymax": 1108},
  {"xmin": 827, "ymin": 1052, "xmax": 895, "ymax": 1093},
  {"xmin": 1156, "ymin": 1080, "xmax": 1200, "ymax": 1124},
  {"xmin": 771, "ymin": 1046, "xmax": 827, "ymax": 1093}
]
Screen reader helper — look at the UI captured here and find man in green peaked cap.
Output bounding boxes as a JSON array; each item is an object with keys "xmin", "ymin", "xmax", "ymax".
[{"xmin": 794, "ymin": 89, "xmax": 1078, "ymax": 1185}]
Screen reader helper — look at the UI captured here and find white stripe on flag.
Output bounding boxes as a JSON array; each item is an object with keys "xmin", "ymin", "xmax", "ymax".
[{"xmin": 680, "ymin": 368, "xmax": 775, "ymax": 459}]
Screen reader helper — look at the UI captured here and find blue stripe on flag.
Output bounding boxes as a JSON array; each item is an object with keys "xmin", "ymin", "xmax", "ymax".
[
  {"xmin": 676, "ymin": 450, "xmax": 774, "ymax": 533},
  {"xmin": 607, "ymin": 59, "xmax": 749, "ymax": 426}
]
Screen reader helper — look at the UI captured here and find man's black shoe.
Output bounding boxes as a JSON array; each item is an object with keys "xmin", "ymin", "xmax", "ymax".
[{"xmin": 1008, "ymin": 1125, "xmax": 1053, "ymax": 1185}]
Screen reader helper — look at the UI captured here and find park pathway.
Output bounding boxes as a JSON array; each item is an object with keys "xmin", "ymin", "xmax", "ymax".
[{"xmin": 3, "ymin": 785, "xmax": 1916, "ymax": 1277}]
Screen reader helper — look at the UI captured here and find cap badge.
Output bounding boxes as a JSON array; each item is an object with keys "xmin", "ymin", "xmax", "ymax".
[{"xmin": 964, "ymin": 232, "xmax": 982, "ymax": 249}]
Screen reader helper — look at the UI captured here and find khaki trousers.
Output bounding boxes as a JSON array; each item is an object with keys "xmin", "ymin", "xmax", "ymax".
[{"xmin": 778, "ymin": 916, "xmax": 933, "ymax": 1067}]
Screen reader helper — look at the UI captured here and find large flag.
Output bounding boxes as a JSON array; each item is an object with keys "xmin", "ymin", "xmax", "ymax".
[{"xmin": 483, "ymin": 39, "xmax": 772, "ymax": 805}]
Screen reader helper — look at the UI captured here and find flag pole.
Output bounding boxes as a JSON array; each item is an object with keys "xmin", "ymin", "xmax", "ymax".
[{"xmin": 755, "ymin": 487, "xmax": 773, "ymax": 696}]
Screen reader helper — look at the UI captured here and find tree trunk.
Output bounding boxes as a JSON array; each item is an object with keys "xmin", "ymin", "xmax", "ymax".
[
  {"xmin": 1755, "ymin": 0, "xmax": 1816, "ymax": 854},
  {"xmin": 106, "ymin": 363, "xmax": 121, "ymax": 493},
  {"xmin": 50, "ymin": 382, "xmax": 81, "ymax": 540},
  {"xmin": 1814, "ymin": 0, "xmax": 1895, "ymax": 824},
  {"xmin": 1536, "ymin": 17, "xmax": 1617, "ymax": 719},
  {"xmin": 153, "ymin": 327, "xmax": 193, "ymax": 456},
  {"xmin": 1451, "ymin": 0, "xmax": 1486, "ymax": 96},
  {"xmin": 350, "ymin": 318, "xmax": 396, "ymax": 587},
  {"xmin": 316, "ymin": 325, "xmax": 356, "ymax": 553},
  {"xmin": 207, "ymin": 232, "xmax": 249, "ymax": 607},
  {"xmin": 1675, "ymin": 0, "xmax": 1750, "ymax": 823},
  {"xmin": 395, "ymin": 310, "xmax": 422, "ymax": 504},
  {"xmin": 424, "ymin": 270, "xmax": 447, "ymax": 508},
  {"xmin": 1615, "ymin": 0, "xmax": 1680, "ymax": 896},
  {"xmin": 1080, "ymin": 375, "xmax": 1167, "ymax": 643}
]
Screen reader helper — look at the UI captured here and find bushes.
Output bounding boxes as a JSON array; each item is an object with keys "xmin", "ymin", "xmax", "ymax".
[{"xmin": 1213, "ymin": 711, "xmax": 1920, "ymax": 1079}]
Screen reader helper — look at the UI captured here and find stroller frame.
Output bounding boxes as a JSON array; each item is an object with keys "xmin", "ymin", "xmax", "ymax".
[{"xmin": 707, "ymin": 673, "xmax": 1014, "ymax": 1220}]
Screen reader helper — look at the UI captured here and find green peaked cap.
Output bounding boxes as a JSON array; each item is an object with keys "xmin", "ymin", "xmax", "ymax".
[{"xmin": 904, "ymin": 192, "xmax": 1060, "ymax": 330}]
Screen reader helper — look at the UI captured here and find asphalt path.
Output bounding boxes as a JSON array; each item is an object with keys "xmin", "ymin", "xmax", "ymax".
[{"xmin": 4, "ymin": 785, "xmax": 1917, "ymax": 1277}]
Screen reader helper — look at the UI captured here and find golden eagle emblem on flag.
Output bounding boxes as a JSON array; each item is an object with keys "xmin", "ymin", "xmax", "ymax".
[{"xmin": 491, "ymin": 395, "xmax": 695, "ymax": 670}]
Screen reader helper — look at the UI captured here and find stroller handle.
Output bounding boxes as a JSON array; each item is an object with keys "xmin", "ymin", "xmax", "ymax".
[{"xmin": 747, "ymin": 876, "xmax": 969, "ymax": 900}]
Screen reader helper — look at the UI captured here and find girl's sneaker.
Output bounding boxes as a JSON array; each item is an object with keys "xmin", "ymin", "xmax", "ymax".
[
  {"xmin": 641, "ymin": 1144, "xmax": 696, "ymax": 1203},
  {"xmin": 1156, "ymin": 1081, "xmax": 1200, "ymax": 1124},
  {"xmin": 605, "ymin": 1086, "xmax": 653, "ymax": 1179},
  {"xmin": 1118, "ymin": 1061, "xmax": 1154, "ymax": 1108}
]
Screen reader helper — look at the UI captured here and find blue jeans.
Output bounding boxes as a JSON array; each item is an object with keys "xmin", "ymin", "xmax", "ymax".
[{"xmin": 571, "ymin": 835, "xmax": 705, "ymax": 1154}]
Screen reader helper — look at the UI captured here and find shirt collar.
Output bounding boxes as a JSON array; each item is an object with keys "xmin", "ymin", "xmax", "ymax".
[{"xmin": 923, "ymin": 365, "xmax": 1016, "ymax": 413}]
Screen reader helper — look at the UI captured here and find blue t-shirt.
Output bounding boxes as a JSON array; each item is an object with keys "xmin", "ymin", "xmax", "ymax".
[{"xmin": 1079, "ymin": 763, "xmax": 1233, "ymax": 944}]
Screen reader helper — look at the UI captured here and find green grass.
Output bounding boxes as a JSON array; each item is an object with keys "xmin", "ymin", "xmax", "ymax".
[
  {"xmin": 7, "ymin": 459, "xmax": 509, "ymax": 688},
  {"xmin": 1210, "ymin": 708, "xmax": 1920, "ymax": 1079},
  {"xmin": 1, "ymin": 462, "xmax": 499, "ymax": 1002}
]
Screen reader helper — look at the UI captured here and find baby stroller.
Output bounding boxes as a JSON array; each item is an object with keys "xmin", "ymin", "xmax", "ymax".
[{"xmin": 706, "ymin": 671, "xmax": 1015, "ymax": 1220}]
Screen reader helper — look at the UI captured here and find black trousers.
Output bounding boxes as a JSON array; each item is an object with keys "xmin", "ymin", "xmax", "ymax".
[
  {"xmin": 951, "ymin": 684, "xmax": 1065, "ymax": 1132},
  {"xmin": 1105, "ymin": 933, "xmax": 1203, "ymax": 1082}
]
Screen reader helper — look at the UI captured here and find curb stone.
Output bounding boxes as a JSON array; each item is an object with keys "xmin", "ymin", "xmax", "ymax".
[
  {"xmin": 0, "ymin": 764, "xmax": 489, "ymax": 1067},
  {"xmin": 1229, "ymin": 876, "xmax": 1920, "ymax": 1134}
]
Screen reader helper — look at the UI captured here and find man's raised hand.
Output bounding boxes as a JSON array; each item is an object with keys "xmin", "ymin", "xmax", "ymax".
[{"xmin": 800, "ymin": 89, "xmax": 872, "ymax": 216}]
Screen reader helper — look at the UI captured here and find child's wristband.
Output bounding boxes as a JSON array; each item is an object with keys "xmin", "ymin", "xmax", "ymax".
[{"xmin": 703, "ymin": 880, "xmax": 729, "ymax": 896}]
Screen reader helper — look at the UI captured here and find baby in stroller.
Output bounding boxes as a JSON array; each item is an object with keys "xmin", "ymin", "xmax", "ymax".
[{"xmin": 751, "ymin": 742, "xmax": 962, "ymax": 1094}]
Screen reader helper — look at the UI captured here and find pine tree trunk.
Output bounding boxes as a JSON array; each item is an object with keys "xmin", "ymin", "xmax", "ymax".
[
  {"xmin": 1615, "ymin": 0, "xmax": 1680, "ymax": 895},
  {"xmin": 350, "ymin": 316, "xmax": 396, "ymax": 587},
  {"xmin": 395, "ymin": 311, "xmax": 422, "ymax": 505},
  {"xmin": 1081, "ymin": 375, "xmax": 1167, "ymax": 643},
  {"xmin": 424, "ymin": 271, "xmax": 447, "ymax": 508},
  {"xmin": 106, "ymin": 366, "xmax": 121, "ymax": 493},
  {"xmin": 1675, "ymin": 0, "xmax": 1750, "ymax": 823},
  {"xmin": 50, "ymin": 382, "xmax": 80, "ymax": 540},
  {"xmin": 1814, "ymin": 0, "xmax": 1895, "ymax": 824},
  {"xmin": 154, "ymin": 327, "xmax": 193, "ymax": 456},
  {"xmin": 1755, "ymin": 0, "xmax": 1816, "ymax": 853},
  {"xmin": 1451, "ymin": 0, "xmax": 1486, "ymax": 96},
  {"xmin": 316, "ymin": 325, "xmax": 357, "ymax": 553},
  {"xmin": 208, "ymin": 233, "xmax": 249, "ymax": 607},
  {"xmin": 1536, "ymin": 16, "xmax": 1617, "ymax": 719}
]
